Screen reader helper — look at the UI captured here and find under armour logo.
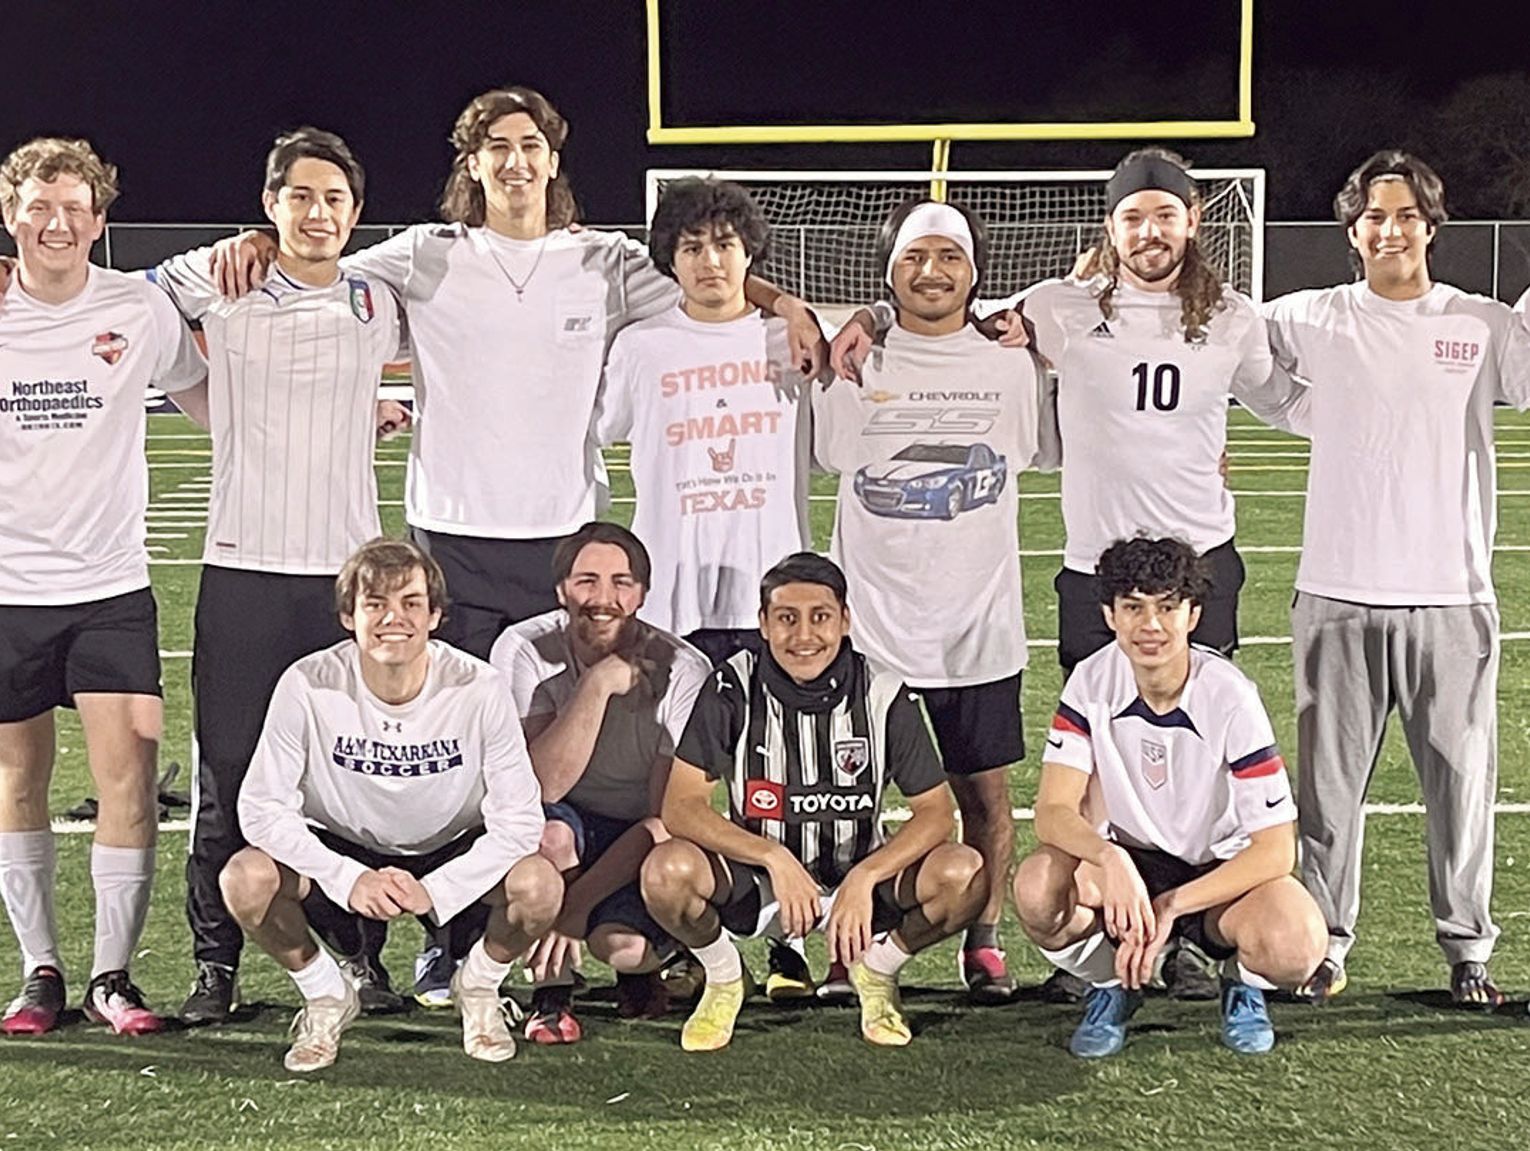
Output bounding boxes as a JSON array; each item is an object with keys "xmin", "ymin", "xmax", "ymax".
[{"xmin": 381, "ymin": 720, "xmax": 402, "ymax": 733}]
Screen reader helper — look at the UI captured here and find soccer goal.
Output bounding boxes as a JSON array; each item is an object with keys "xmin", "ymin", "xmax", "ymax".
[{"xmin": 644, "ymin": 168, "xmax": 1266, "ymax": 315}]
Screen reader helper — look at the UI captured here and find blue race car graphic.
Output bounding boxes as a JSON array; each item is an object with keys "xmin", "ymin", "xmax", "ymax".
[{"xmin": 853, "ymin": 442, "xmax": 1007, "ymax": 520}]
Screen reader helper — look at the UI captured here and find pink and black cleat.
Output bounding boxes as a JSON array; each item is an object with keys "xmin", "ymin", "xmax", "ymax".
[
  {"xmin": 84, "ymin": 970, "xmax": 164, "ymax": 1035},
  {"xmin": 2, "ymin": 965, "xmax": 66, "ymax": 1035}
]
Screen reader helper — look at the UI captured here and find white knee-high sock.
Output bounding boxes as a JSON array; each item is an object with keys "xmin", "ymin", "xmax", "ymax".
[
  {"xmin": 692, "ymin": 932, "xmax": 743, "ymax": 985},
  {"xmin": 290, "ymin": 948, "xmax": 348, "ymax": 1003},
  {"xmin": 460, "ymin": 938, "xmax": 513, "ymax": 992},
  {"xmin": 0, "ymin": 830, "xmax": 61, "ymax": 976},
  {"xmin": 1040, "ymin": 930, "xmax": 1121, "ymax": 988},
  {"xmin": 90, "ymin": 843, "xmax": 155, "ymax": 977}
]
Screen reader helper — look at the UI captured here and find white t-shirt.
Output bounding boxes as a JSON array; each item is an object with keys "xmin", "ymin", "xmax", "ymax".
[
  {"xmin": 346, "ymin": 224, "xmax": 678, "ymax": 539},
  {"xmin": 1265, "ymin": 281, "xmax": 1530, "ymax": 605},
  {"xmin": 1022, "ymin": 277, "xmax": 1293, "ymax": 571},
  {"xmin": 1045, "ymin": 643, "xmax": 1295, "ymax": 864},
  {"xmin": 596, "ymin": 305, "xmax": 812, "ymax": 634},
  {"xmin": 0, "ymin": 267, "xmax": 205, "ymax": 605},
  {"xmin": 490, "ymin": 609, "xmax": 711, "ymax": 821},
  {"xmin": 813, "ymin": 324, "xmax": 1045, "ymax": 687},
  {"xmin": 151, "ymin": 251, "xmax": 402, "ymax": 574},
  {"xmin": 239, "ymin": 639, "xmax": 545, "ymax": 926}
]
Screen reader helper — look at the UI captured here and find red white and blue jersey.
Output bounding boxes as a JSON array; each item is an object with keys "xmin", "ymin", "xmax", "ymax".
[{"xmin": 1044, "ymin": 642, "xmax": 1294, "ymax": 864}]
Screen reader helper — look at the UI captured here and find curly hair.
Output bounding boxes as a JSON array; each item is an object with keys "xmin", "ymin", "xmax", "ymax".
[
  {"xmin": 648, "ymin": 178, "xmax": 770, "ymax": 280},
  {"xmin": 1079, "ymin": 148, "xmax": 1226, "ymax": 343},
  {"xmin": 0, "ymin": 137, "xmax": 119, "ymax": 219},
  {"xmin": 1095, "ymin": 537, "xmax": 1210, "ymax": 607},
  {"xmin": 439, "ymin": 85, "xmax": 577, "ymax": 229}
]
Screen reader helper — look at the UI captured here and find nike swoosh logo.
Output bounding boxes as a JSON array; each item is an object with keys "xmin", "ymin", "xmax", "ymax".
[
  {"xmin": 1046, "ymin": 737, "xmax": 1063, "ymax": 750},
  {"xmin": 1265, "ymin": 797, "xmax": 1286, "ymax": 808}
]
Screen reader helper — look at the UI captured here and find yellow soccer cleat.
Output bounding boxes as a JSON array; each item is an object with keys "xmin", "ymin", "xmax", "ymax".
[
  {"xmin": 848, "ymin": 962, "xmax": 911, "ymax": 1047},
  {"xmin": 680, "ymin": 978, "xmax": 746, "ymax": 1052}
]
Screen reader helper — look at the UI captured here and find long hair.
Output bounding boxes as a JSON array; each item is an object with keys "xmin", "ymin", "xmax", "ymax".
[
  {"xmin": 438, "ymin": 86, "xmax": 578, "ymax": 229},
  {"xmin": 1081, "ymin": 148, "xmax": 1226, "ymax": 343}
]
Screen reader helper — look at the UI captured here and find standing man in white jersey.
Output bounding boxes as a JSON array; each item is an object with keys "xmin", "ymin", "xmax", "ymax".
[
  {"xmin": 220, "ymin": 539, "xmax": 559, "ymax": 1071},
  {"xmin": 814, "ymin": 199, "xmax": 1050, "ymax": 1004},
  {"xmin": 1263, "ymin": 151, "xmax": 1530, "ymax": 1008},
  {"xmin": 144, "ymin": 129, "xmax": 407, "ymax": 1024},
  {"xmin": 1014, "ymin": 537, "xmax": 1325, "ymax": 1058},
  {"xmin": 0, "ymin": 138, "xmax": 206, "ymax": 1035}
]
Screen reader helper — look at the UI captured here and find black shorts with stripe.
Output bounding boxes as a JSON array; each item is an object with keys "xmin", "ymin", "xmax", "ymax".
[
  {"xmin": 0, "ymin": 587, "xmax": 161, "ymax": 722},
  {"xmin": 702, "ymin": 850, "xmax": 910, "ymax": 939},
  {"xmin": 1118, "ymin": 844, "xmax": 1235, "ymax": 961}
]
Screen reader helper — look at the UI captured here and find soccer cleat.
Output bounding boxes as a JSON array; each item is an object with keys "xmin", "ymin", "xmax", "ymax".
[
  {"xmin": 1163, "ymin": 940, "xmax": 1220, "ymax": 1001},
  {"xmin": 657, "ymin": 953, "xmax": 704, "ymax": 1003},
  {"xmin": 2, "ymin": 966, "xmax": 66, "ymax": 1035},
  {"xmin": 1292, "ymin": 958, "xmax": 1347, "ymax": 1005},
  {"xmin": 615, "ymin": 971, "xmax": 670, "ymax": 1020},
  {"xmin": 342, "ymin": 953, "xmax": 409, "ymax": 1015},
  {"xmin": 451, "ymin": 968, "xmax": 519, "ymax": 1062},
  {"xmin": 1450, "ymin": 961, "xmax": 1505, "ymax": 1011},
  {"xmin": 816, "ymin": 960, "xmax": 855, "ymax": 1005},
  {"xmin": 179, "ymin": 960, "xmax": 239, "ymax": 1025},
  {"xmin": 1068, "ymin": 985, "xmax": 1142, "ymax": 1059},
  {"xmin": 1038, "ymin": 968, "xmax": 1087, "ymax": 1004},
  {"xmin": 83, "ymin": 970, "xmax": 164, "ymax": 1035},
  {"xmin": 283, "ymin": 979, "xmax": 361, "ymax": 1072},
  {"xmin": 680, "ymin": 977, "xmax": 746, "ymax": 1052},
  {"xmin": 1220, "ymin": 981, "xmax": 1276, "ymax": 1054},
  {"xmin": 764, "ymin": 939, "xmax": 815, "ymax": 1002},
  {"xmin": 848, "ymin": 962, "xmax": 912, "ymax": 1047},
  {"xmin": 523, "ymin": 985, "xmax": 581, "ymax": 1045},
  {"xmin": 412, "ymin": 944, "xmax": 458, "ymax": 1009},
  {"xmin": 960, "ymin": 946, "xmax": 1018, "ymax": 1005}
]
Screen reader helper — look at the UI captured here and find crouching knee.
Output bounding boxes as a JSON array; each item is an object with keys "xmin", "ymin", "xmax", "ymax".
[
  {"xmin": 1011, "ymin": 846, "xmax": 1080, "ymax": 940},
  {"xmin": 639, "ymin": 839, "xmax": 707, "ymax": 908},
  {"xmin": 502, "ymin": 854, "xmax": 565, "ymax": 935},
  {"xmin": 219, "ymin": 847, "xmax": 282, "ymax": 927}
]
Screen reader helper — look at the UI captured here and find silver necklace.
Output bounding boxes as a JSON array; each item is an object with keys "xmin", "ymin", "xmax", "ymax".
[{"xmin": 485, "ymin": 234, "xmax": 549, "ymax": 302}]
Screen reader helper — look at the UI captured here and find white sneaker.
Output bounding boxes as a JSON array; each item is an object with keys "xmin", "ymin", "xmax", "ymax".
[
  {"xmin": 451, "ymin": 967, "xmax": 519, "ymax": 1062},
  {"xmin": 283, "ymin": 979, "xmax": 361, "ymax": 1073}
]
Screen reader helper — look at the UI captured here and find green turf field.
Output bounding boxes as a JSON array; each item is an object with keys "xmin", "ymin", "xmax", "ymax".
[{"xmin": 5, "ymin": 409, "xmax": 1530, "ymax": 1151}]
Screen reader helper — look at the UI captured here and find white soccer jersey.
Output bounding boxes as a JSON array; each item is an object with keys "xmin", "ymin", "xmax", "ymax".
[
  {"xmin": 1021, "ymin": 277, "xmax": 1294, "ymax": 572},
  {"xmin": 1045, "ymin": 643, "xmax": 1294, "ymax": 864},
  {"xmin": 1265, "ymin": 281, "xmax": 1530, "ymax": 605},
  {"xmin": 490, "ymin": 610, "xmax": 711, "ymax": 821},
  {"xmin": 0, "ymin": 268, "xmax": 205, "ymax": 605},
  {"xmin": 151, "ymin": 251, "xmax": 402, "ymax": 574},
  {"xmin": 345, "ymin": 225, "xmax": 678, "ymax": 539},
  {"xmin": 596, "ymin": 305, "xmax": 812, "ymax": 634},
  {"xmin": 813, "ymin": 324, "xmax": 1045, "ymax": 687},
  {"xmin": 239, "ymin": 639, "xmax": 544, "ymax": 926}
]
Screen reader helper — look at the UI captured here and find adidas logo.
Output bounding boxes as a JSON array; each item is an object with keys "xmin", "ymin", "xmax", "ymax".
[{"xmin": 1089, "ymin": 321, "xmax": 1113, "ymax": 339}]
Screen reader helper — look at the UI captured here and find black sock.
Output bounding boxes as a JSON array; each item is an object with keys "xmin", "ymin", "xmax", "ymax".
[{"xmin": 965, "ymin": 923, "xmax": 999, "ymax": 951}]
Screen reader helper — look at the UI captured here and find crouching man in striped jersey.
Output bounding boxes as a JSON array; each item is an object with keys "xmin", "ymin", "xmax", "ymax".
[
  {"xmin": 1014, "ymin": 537, "xmax": 1325, "ymax": 1058},
  {"xmin": 641, "ymin": 552, "xmax": 984, "ymax": 1050},
  {"xmin": 220, "ymin": 539, "xmax": 559, "ymax": 1071}
]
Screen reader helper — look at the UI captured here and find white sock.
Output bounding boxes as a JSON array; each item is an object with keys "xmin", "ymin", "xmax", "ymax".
[
  {"xmin": 862, "ymin": 933, "xmax": 911, "ymax": 978},
  {"xmin": 460, "ymin": 938, "xmax": 513, "ymax": 992},
  {"xmin": 0, "ymin": 830, "xmax": 61, "ymax": 976},
  {"xmin": 1227, "ymin": 957, "xmax": 1278, "ymax": 991},
  {"xmin": 1041, "ymin": 930, "xmax": 1121, "ymax": 988},
  {"xmin": 692, "ymin": 932, "xmax": 743, "ymax": 985},
  {"xmin": 290, "ymin": 948, "xmax": 348, "ymax": 1002},
  {"xmin": 90, "ymin": 843, "xmax": 154, "ymax": 978}
]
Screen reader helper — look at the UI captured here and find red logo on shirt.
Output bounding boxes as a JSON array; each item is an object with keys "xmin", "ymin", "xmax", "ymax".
[
  {"xmin": 91, "ymin": 331, "xmax": 128, "ymax": 365},
  {"xmin": 744, "ymin": 779, "xmax": 785, "ymax": 819},
  {"xmin": 1141, "ymin": 739, "xmax": 1168, "ymax": 790},
  {"xmin": 707, "ymin": 437, "xmax": 737, "ymax": 473},
  {"xmin": 1433, "ymin": 339, "xmax": 1482, "ymax": 372}
]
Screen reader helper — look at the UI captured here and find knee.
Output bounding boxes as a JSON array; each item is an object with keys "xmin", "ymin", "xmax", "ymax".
[
  {"xmin": 1238, "ymin": 897, "xmax": 1329, "ymax": 985},
  {"xmin": 1011, "ymin": 847, "xmax": 1077, "ymax": 933},
  {"xmin": 503, "ymin": 854, "xmax": 564, "ymax": 929},
  {"xmin": 924, "ymin": 842, "xmax": 985, "ymax": 898},
  {"xmin": 538, "ymin": 819, "xmax": 579, "ymax": 871},
  {"xmin": 219, "ymin": 848, "xmax": 282, "ymax": 925},
  {"xmin": 639, "ymin": 840, "xmax": 705, "ymax": 907},
  {"xmin": 589, "ymin": 925, "xmax": 652, "ymax": 973}
]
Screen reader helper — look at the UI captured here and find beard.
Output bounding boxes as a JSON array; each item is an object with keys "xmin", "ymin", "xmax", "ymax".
[
  {"xmin": 572, "ymin": 608, "xmax": 637, "ymax": 660},
  {"xmin": 1119, "ymin": 242, "xmax": 1186, "ymax": 285}
]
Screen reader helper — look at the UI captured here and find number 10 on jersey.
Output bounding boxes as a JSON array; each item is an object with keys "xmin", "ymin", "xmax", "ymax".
[{"xmin": 1132, "ymin": 362, "xmax": 1181, "ymax": 412}]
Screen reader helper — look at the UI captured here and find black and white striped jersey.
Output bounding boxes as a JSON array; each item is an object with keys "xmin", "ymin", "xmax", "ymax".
[{"xmin": 675, "ymin": 647, "xmax": 945, "ymax": 888}]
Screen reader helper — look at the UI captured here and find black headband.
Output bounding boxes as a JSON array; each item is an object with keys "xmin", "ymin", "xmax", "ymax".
[{"xmin": 1105, "ymin": 157, "xmax": 1197, "ymax": 214}]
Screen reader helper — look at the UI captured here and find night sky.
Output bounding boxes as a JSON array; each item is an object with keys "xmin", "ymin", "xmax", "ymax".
[{"xmin": 4, "ymin": 1, "xmax": 1529, "ymax": 225}]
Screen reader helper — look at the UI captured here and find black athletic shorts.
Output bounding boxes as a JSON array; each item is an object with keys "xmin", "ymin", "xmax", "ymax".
[
  {"xmin": 703, "ymin": 851, "xmax": 909, "ymax": 940},
  {"xmin": 1055, "ymin": 538, "xmax": 1245, "ymax": 673},
  {"xmin": 919, "ymin": 672, "xmax": 1024, "ymax": 775},
  {"xmin": 543, "ymin": 802, "xmax": 673, "ymax": 952},
  {"xmin": 1118, "ymin": 843, "xmax": 1234, "ymax": 961},
  {"xmin": 683, "ymin": 627, "xmax": 762, "ymax": 668},
  {"xmin": 0, "ymin": 587, "xmax": 161, "ymax": 722},
  {"xmin": 410, "ymin": 528, "xmax": 562, "ymax": 659}
]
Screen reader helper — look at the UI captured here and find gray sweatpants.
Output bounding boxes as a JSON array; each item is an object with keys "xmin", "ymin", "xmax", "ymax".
[{"xmin": 1292, "ymin": 592, "xmax": 1500, "ymax": 967}]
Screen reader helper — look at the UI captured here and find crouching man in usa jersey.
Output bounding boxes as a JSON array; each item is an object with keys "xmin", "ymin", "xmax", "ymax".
[
  {"xmin": 220, "ymin": 540, "xmax": 559, "ymax": 1072},
  {"xmin": 1013, "ymin": 538, "xmax": 1325, "ymax": 1058},
  {"xmin": 641, "ymin": 553, "xmax": 984, "ymax": 1051}
]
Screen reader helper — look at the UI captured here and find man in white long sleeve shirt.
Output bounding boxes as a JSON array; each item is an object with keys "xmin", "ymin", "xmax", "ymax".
[{"xmin": 220, "ymin": 539, "xmax": 561, "ymax": 1071}]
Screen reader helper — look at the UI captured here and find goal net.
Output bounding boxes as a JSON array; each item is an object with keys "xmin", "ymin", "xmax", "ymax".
[{"xmin": 644, "ymin": 168, "xmax": 1265, "ymax": 313}]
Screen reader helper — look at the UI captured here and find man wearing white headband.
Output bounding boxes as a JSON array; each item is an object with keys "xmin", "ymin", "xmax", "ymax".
[{"xmin": 813, "ymin": 197, "xmax": 1054, "ymax": 1004}]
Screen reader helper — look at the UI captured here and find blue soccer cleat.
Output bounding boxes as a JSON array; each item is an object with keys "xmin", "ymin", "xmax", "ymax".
[
  {"xmin": 1068, "ymin": 985, "xmax": 1141, "ymax": 1058},
  {"xmin": 1221, "ymin": 980, "xmax": 1276, "ymax": 1054}
]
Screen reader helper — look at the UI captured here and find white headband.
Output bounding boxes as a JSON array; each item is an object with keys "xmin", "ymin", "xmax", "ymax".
[{"xmin": 886, "ymin": 202, "xmax": 976, "ymax": 282}]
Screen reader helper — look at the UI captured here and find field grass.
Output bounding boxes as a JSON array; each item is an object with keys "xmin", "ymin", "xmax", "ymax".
[{"xmin": 5, "ymin": 409, "xmax": 1530, "ymax": 1150}]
